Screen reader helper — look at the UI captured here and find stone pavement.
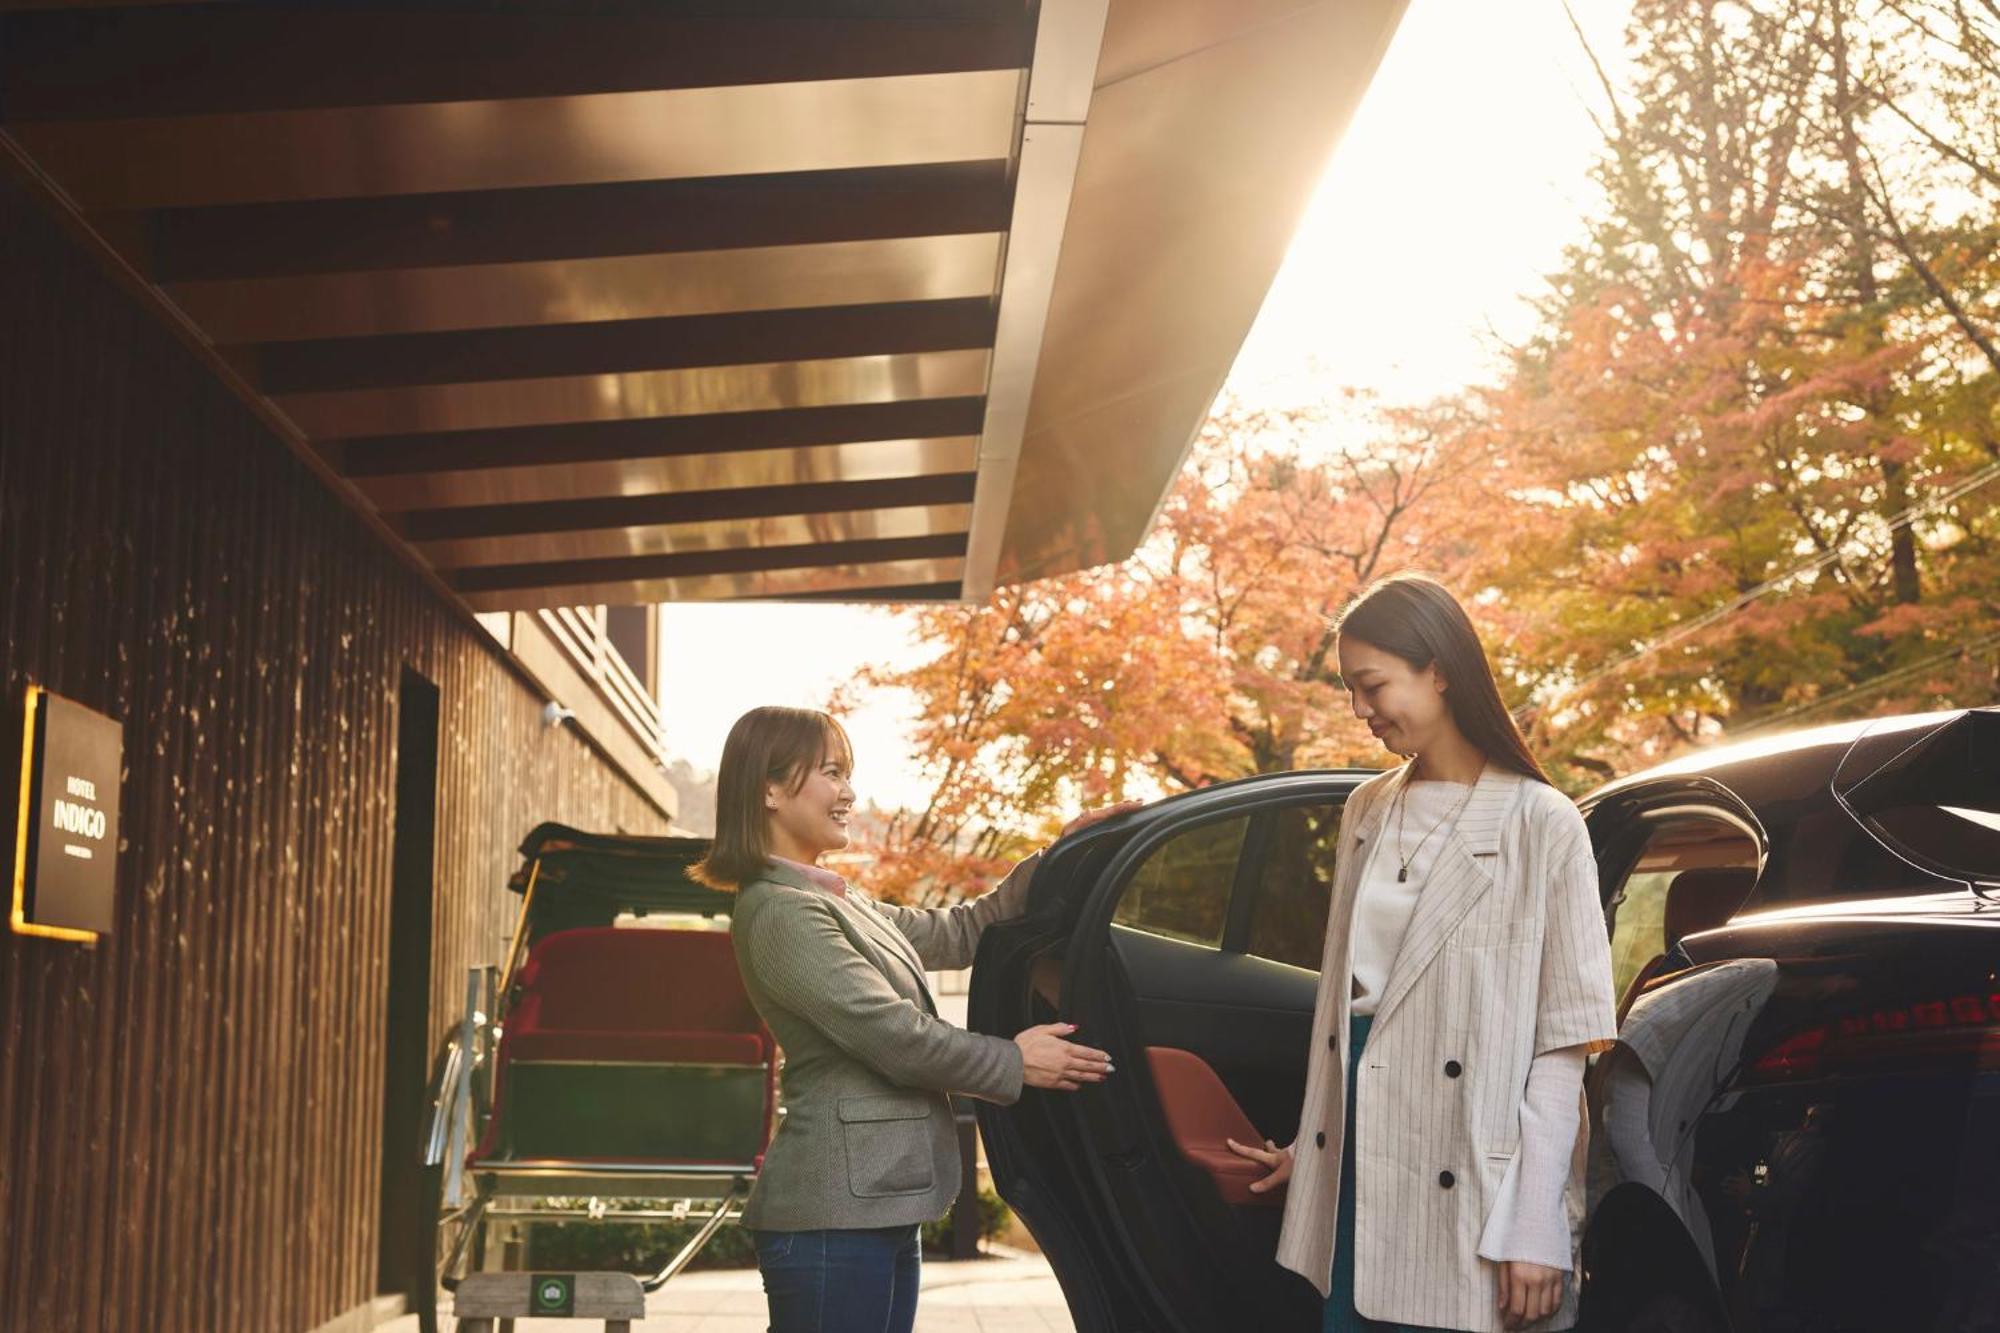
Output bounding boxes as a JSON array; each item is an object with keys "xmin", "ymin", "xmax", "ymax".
[{"xmin": 380, "ymin": 1248, "xmax": 1075, "ymax": 1333}]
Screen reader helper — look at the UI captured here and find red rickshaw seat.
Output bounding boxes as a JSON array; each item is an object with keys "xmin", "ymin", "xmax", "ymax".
[
  {"xmin": 477, "ymin": 925, "xmax": 776, "ymax": 1164},
  {"xmin": 507, "ymin": 925, "xmax": 770, "ymax": 1057}
]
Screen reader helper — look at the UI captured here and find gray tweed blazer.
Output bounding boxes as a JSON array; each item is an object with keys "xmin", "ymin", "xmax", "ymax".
[{"xmin": 729, "ymin": 853, "xmax": 1039, "ymax": 1231}]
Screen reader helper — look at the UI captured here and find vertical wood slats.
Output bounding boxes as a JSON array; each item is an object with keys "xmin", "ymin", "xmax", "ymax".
[{"xmin": 0, "ymin": 175, "xmax": 670, "ymax": 1333}]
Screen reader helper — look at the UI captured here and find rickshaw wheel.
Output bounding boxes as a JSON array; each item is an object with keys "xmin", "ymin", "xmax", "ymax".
[
  {"xmin": 412, "ymin": 1159, "xmax": 489, "ymax": 1333},
  {"xmin": 411, "ymin": 1035, "xmax": 491, "ymax": 1333}
]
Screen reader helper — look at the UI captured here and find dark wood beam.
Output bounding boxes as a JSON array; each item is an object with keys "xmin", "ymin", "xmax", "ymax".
[
  {"xmin": 743, "ymin": 580, "xmax": 963, "ymax": 602},
  {"xmin": 236, "ymin": 297, "xmax": 997, "ymax": 394},
  {"xmin": 449, "ymin": 531, "xmax": 969, "ymax": 594},
  {"xmin": 397, "ymin": 472, "xmax": 978, "ymax": 542},
  {"xmin": 137, "ymin": 161, "xmax": 1013, "ymax": 282},
  {"xmin": 0, "ymin": 8, "xmax": 1032, "ymax": 121},
  {"xmin": 332, "ymin": 397, "xmax": 989, "ymax": 476}
]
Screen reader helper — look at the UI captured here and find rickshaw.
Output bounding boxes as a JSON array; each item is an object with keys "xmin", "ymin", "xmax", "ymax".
[{"xmin": 414, "ymin": 823, "xmax": 775, "ymax": 1332}]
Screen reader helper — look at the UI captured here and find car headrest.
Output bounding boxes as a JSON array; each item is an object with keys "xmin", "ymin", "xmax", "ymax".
[{"xmin": 1664, "ymin": 867, "xmax": 1756, "ymax": 945}]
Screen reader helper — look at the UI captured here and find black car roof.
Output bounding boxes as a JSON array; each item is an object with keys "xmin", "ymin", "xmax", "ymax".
[{"xmin": 1581, "ymin": 707, "xmax": 1994, "ymax": 905}]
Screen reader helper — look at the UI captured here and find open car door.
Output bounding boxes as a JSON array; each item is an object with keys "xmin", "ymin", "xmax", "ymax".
[{"xmin": 969, "ymin": 771, "xmax": 1374, "ymax": 1332}]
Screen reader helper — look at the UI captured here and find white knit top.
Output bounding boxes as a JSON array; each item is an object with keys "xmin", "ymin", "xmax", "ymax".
[
  {"xmin": 1350, "ymin": 778, "xmax": 1463, "ymax": 1016},
  {"xmin": 1347, "ymin": 776, "xmax": 1586, "ymax": 1271}
]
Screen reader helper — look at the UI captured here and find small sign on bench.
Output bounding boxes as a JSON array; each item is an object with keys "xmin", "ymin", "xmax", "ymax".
[{"xmin": 451, "ymin": 1271, "xmax": 644, "ymax": 1331}]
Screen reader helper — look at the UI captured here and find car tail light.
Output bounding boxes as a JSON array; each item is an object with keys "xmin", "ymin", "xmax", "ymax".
[{"xmin": 1746, "ymin": 991, "xmax": 2000, "ymax": 1082}]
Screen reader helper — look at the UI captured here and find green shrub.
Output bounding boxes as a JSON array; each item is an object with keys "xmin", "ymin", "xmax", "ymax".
[
  {"xmin": 920, "ymin": 1186, "xmax": 1013, "ymax": 1254},
  {"xmin": 525, "ymin": 1200, "xmax": 757, "ymax": 1273}
]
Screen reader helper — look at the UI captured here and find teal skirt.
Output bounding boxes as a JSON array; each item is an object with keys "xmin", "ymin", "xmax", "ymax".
[{"xmin": 1325, "ymin": 1013, "xmax": 1457, "ymax": 1333}]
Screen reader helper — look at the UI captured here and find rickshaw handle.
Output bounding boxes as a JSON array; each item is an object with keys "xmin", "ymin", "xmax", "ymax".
[{"xmin": 497, "ymin": 855, "xmax": 543, "ymax": 1011}]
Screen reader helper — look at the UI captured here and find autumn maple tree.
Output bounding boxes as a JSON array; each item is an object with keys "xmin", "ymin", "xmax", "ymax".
[
  {"xmin": 839, "ymin": 395, "xmax": 1504, "ymax": 901},
  {"xmin": 1495, "ymin": 0, "xmax": 2000, "ymax": 780}
]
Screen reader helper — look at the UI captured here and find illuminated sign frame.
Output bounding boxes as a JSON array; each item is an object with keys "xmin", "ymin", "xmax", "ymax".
[{"xmin": 11, "ymin": 684, "xmax": 122, "ymax": 943}]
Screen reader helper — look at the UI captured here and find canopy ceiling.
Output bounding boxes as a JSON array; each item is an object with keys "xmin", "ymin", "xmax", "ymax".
[{"xmin": 0, "ymin": 0, "xmax": 1406, "ymax": 609}]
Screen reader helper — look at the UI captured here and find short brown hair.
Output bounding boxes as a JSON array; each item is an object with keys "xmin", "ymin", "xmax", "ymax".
[{"xmin": 690, "ymin": 706, "xmax": 853, "ymax": 890}]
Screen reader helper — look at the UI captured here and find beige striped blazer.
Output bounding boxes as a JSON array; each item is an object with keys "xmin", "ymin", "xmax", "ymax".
[{"xmin": 1276, "ymin": 765, "xmax": 1618, "ymax": 1332}]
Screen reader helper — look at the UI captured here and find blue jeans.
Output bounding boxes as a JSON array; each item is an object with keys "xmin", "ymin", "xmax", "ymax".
[{"xmin": 753, "ymin": 1224, "xmax": 922, "ymax": 1333}]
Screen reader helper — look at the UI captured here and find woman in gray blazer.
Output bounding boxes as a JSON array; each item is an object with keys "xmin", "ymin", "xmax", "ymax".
[{"xmin": 695, "ymin": 705, "xmax": 1132, "ymax": 1333}]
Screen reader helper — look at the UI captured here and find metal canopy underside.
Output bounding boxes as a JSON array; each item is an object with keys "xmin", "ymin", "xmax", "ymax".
[{"xmin": 0, "ymin": 0, "xmax": 1406, "ymax": 609}]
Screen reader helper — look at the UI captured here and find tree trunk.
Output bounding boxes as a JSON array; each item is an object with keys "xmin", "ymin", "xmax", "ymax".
[{"xmin": 1832, "ymin": 0, "xmax": 1920, "ymax": 607}]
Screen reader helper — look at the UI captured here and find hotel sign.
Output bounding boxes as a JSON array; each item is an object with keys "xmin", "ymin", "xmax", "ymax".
[{"xmin": 11, "ymin": 686, "xmax": 122, "ymax": 941}]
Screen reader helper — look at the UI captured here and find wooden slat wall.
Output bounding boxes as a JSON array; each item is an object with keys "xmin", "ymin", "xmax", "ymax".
[{"xmin": 0, "ymin": 175, "xmax": 672, "ymax": 1333}]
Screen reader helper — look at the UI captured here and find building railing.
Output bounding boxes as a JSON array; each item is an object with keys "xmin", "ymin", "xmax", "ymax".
[
  {"xmin": 538, "ymin": 607, "xmax": 667, "ymax": 768},
  {"xmin": 474, "ymin": 605, "xmax": 674, "ymax": 820}
]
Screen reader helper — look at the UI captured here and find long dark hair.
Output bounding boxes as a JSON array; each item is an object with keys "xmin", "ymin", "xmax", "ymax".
[
  {"xmin": 1333, "ymin": 573, "xmax": 1549, "ymax": 784},
  {"xmin": 689, "ymin": 706, "xmax": 854, "ymax": 890}
]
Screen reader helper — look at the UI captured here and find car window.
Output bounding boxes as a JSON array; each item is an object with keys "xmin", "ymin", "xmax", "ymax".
[
  {"xmin": 1863, "ymin": 804, "xmax": 2000, "ymax": 881},
  {"xmin": 1605, "ymin": 815, "xmax": 1759, "ymax": 1005},
  {"xmin": 1836, "ymin": 709, "xmax": 1999, "ymax": 887},
  {"xmin": 1246, "ymin": 803, "xmax": 1342, "ymax": 969},
  {"xmin": 1111, "ymin": 814, "xmax": 1246, "ymax": 948}
]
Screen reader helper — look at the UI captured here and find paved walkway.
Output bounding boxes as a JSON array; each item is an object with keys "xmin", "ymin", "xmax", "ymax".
[{"xmin": 381, "ymin": 1249, "xmax": 1075, "ymax": 1333}]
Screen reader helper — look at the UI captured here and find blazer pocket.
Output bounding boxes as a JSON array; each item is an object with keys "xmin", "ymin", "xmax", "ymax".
[
  {"xmin": 838, "ymin": 1093, "xmax": 937, "ymax": 1199},
  {"xmin": 1453, "ymin": 917, "xmax": 1537, "ymax": 950},
  {"xmin": 1444, "ymin": 921, "xmax": 1538, "ymax": 1044}
]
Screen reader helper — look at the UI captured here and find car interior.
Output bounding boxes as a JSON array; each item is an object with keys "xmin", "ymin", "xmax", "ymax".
[
  {"xmin": 1108, "ymin": 808, "xmax": 1336, "ymax": 1162},
  {"xmin": 1604, "ymin": 816, "xmax": 1761, "ymax": 1021}
]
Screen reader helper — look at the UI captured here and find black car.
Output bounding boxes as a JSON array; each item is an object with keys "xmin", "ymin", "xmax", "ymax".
[{"xmin": 966, "ymin": 707, "xmax": 1998, "ymax": 1332}]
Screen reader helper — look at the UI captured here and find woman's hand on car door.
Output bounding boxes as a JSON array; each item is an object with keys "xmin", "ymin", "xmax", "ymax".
[
  {"xmin": 1058, "ymin": 800, "xmax": 1145, "ymax": 839},
  {"xmin": 1014, "ymin": 1022, "xmax": 1115, "ymax": 1091},
  {"xmin": 1225, "ymin": 1136, "xmax": 1294, "ymax": 1194}
]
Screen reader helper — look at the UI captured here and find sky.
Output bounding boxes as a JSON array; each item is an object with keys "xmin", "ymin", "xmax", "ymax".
[{"xmin": 659, "ymin": 0, "xmax": 1637, "ymax": 814}]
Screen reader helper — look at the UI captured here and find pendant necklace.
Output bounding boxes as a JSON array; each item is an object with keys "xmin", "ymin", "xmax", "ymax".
[{"xmin": 1392, "ymin": 763, "xmax": 1484, "ymax": 883}]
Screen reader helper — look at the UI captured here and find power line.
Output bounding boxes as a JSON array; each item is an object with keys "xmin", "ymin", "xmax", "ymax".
[
  {"xmin": 1521, "ymin": 458, "xmax": 2000, "ymax": 719},
  {"xmin": 1731, "ymin": 627, "xmax": 2000, "ymax": 738}
]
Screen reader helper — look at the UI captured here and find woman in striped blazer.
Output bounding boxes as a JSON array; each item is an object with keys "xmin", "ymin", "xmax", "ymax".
[{"xmin": 1226, "ymin": 575, "xmax": 1618, "ymax": 1332}]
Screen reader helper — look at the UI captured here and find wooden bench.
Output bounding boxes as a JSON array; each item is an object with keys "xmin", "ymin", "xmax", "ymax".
[{"xmin": 451, "ymin": 1272, "xmax": 644, "ymax": 1332}]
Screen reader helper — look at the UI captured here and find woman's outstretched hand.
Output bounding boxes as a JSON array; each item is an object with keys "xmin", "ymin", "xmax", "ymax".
[
  {"xmin": 1014, "ymin": 1022, "xmax": 1115, "ymax": 1091},
  {"xmin": 1224, "ymin": 1136, "xmax": 1294, "ymax": 1195},
  {"xmin": 1058, "ymin": 801, "xmax": 1145, "ymax": 840}
]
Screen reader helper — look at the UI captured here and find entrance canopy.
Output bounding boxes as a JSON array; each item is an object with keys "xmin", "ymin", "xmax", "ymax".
[{"xmin": 1, "ymin": 0, "xmax": 1405, "ymax": 609}]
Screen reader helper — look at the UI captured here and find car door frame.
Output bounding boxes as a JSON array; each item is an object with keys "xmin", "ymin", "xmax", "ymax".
[
  {"xmin": 1582, "ymin": 775, "xmax": 1769, "ymax": 911},
  {"xmin": 1048, "ymin": 770, "xmax": 1372, "ymax": 1332}
]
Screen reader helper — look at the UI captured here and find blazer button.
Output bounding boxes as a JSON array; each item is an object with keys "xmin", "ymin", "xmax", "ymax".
[
  {"xmin": 1316, "ymin": 1132, "xmax": 1327, "ymax": 1149},
  {"xmin": 1444, "ymin": 1060, "xmax": 1463, "ymax": 1078},
  {"xmin": 1329, "ymin": 1034, "xmax": 1338, "ymax": 1051},
  {"xmin": 1438, "ymin": 1170, "xmax": 1456, "ymax": 1189}
]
